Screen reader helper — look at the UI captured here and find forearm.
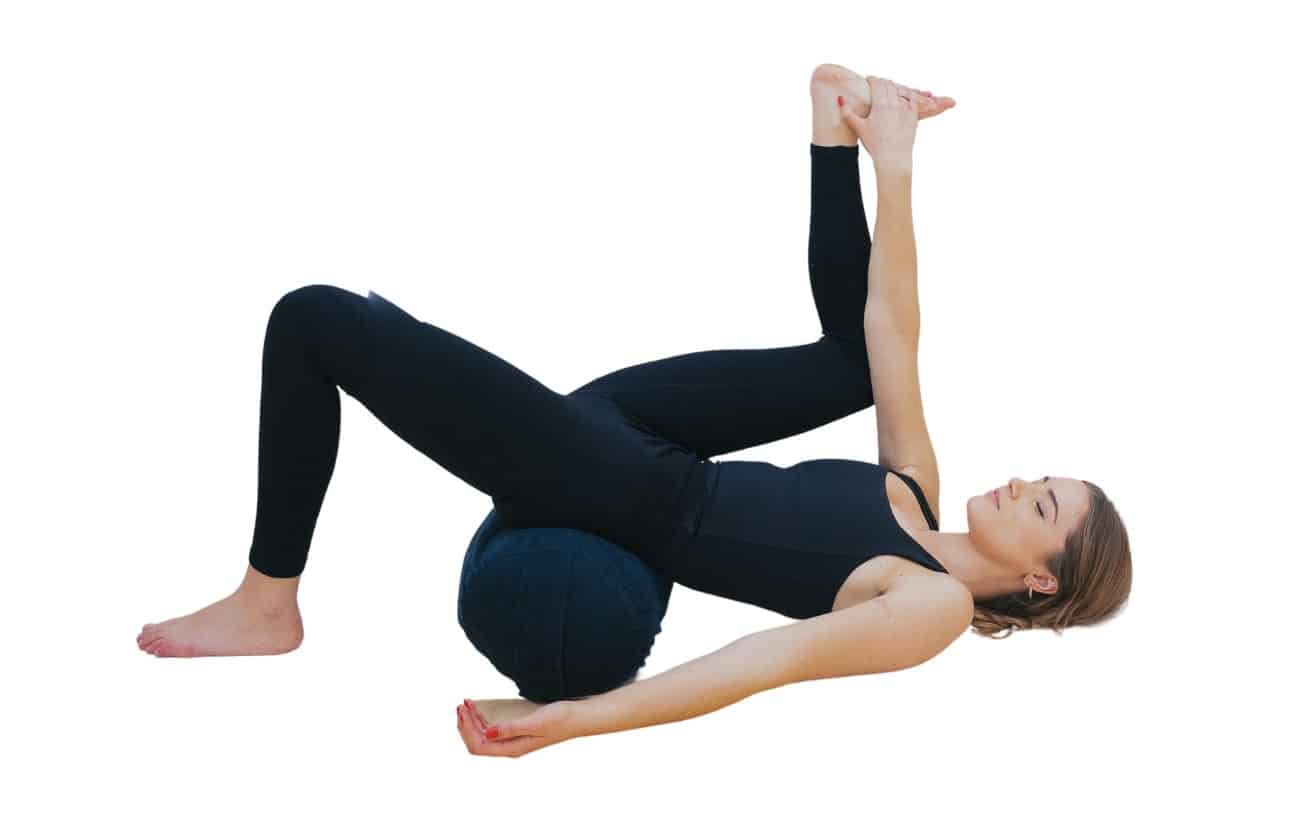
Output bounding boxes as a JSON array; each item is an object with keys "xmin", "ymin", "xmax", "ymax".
[
  {"xmin": 572, "ymin": 631, "xmax": 791, "ymax": 738},
  {"xmin": 865, "ymin": 168, "xmax": 919, "ymax": 334}
]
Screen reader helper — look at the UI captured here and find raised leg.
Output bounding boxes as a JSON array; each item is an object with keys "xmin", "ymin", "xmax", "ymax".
[{"xmin": 568, "ymin": 70, "xmax": 879, "ymax": 458}]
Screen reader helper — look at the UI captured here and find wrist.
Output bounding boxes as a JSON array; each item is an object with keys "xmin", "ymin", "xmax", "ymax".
[
  {"xmin": 563, "ymin": 698, "xmax": 602, "ymax": 739},
  {"xmin": 872, "ymin": 157, "xmax": 913, "ymax": 179},
  {"xmin": 874, "ymin": 167, "xmax": 913, "ymax": 202}
]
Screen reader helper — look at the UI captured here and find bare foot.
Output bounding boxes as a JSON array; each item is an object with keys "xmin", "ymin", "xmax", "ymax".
[
  {"xmin": 136, "ymin": 587, "xmax": 304, "ymax": 658},
  {"xmin": 811, "ymin": 63, "xmax": 955, "ymax": 146}
]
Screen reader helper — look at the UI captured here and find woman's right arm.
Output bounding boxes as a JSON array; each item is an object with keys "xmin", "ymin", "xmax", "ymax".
[
  {"xmin": 866, "ymin": 169, "xmax": 918, "ymax": 330},
  {"xmin": 864, "ymin": 166, "xmax": 934, "ymax": 489},
  {"xmin": 839, "ymin": 75, "xmax": 922, "ymax": 329},
  {"xmin": 840, "ymin": 79, "xmax": 939, "ymax": 506}
]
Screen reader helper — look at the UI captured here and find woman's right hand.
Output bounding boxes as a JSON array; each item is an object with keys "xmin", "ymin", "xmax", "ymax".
[{"xmin": 839, "ymin": 76, "xmax": 920, "ymax": 174}]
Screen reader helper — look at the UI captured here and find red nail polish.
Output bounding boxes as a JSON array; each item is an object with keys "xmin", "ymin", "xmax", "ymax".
[
  {"xmin": 486, "ymin": 727, "xmax": 499, "ymax": 740},
  {"xmin": 836, "ymin": 95, "xmax": 844, "ymax": 107}
]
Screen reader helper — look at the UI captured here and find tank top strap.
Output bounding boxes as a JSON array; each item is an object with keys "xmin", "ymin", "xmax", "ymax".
[{"xmin": 888, "ymin": 469, "xmax": 939, "ymax": 531}]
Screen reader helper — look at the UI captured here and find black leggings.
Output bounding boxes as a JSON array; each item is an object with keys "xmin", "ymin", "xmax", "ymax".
[{"xmin": 248, "ymin": 143, "xmax": 875, "ymax": 579}]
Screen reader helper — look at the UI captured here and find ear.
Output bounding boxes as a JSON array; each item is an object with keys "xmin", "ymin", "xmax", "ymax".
[{"xmin": 1029, "ymin": 572, "xmax": 1058, "ymax": 595}]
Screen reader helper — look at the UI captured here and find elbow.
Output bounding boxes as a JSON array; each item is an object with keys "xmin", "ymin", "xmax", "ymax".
[{"xmin": 864, "ymin": 302, "xmax": 920, "ymax": 341}]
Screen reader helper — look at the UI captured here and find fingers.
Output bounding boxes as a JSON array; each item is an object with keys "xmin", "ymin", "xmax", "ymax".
[
  {"xmin": 860, "ymin": 75, "xmax": 946, "ymax": 124},
  {"xmin": 889, "ymin": 79, "xmax": 904, "ymax": 100},
  {"xmin": 465, "ymin": 698, "xmax": 490, "ymax": 731},
  {"xmin": 457, "ymin": 704, "xmax": 477, "ymax": 751},
  {"xmin": 915, "ymin": 96, "xmax": 956, "ymax": 120},
  {"xmin": 903, "ymin": 84, "xmax": 956, "ymax": 112},
  {"xmin": 878, "ymin": 77, "xmax": 898, "ymax": 106},
  {"xmin": 905, "ymin": 85, "xmax": 950, "ymax": 112},
  {"xmin": 837, "ymin": 94, "xmax": 864, "ymax": 136},
  {"xmin": 898, "ymin": 81, "xmax": 920, "ymax": 117},
  {"xmin": 890, "ymin": 80, "xmax": 917, "ymax": 112},
  {"xmin": 873, "ymin": 77, "xmax": 916, "ymax": 119},
  {"xmin": 865, "ymin": 75, "xmax": 891, "ymax": 109},
  {"xmin": 867, "ymin": 77, "xmax": 915, "ymax": 114},
  {"xmin": 459, "ymin": 703, "xmax": 528, "ymax": 757}
]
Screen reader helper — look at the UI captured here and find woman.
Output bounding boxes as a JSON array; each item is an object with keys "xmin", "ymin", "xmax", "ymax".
[{"xmin": 136, "ymin": 64, "xmax": 1132, "ymax": 757}]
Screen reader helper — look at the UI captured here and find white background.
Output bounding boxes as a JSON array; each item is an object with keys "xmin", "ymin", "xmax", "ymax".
[{"xmin": 3, "ymin": 0, "xmax": 1296, "ymax": 813}]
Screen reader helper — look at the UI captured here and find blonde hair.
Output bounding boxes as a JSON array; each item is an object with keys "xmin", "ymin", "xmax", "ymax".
[{"xmin": 970, "ymin": 481, "xmax": 1131, "ymax": 638}]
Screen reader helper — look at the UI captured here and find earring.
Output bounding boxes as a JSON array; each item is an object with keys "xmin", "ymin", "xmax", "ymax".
[{"xmin": 1028, "ymin": 587, "xmax": 1034, "ymax": 599}]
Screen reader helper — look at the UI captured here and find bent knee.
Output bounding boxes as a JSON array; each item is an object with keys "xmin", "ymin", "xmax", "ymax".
[{"xmin": 269, "ymin": 284, "xmax": 351, "ymax": 327}]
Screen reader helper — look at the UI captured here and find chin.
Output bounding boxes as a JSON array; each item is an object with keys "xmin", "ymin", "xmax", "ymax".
[{"xmin": 966, "ymin": 495, "xmax": 991, "ymax": 542}]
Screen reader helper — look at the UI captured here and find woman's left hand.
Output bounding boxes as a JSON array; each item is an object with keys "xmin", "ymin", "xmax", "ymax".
[{"xmin": 457, "ymin": 697, "xmax": 581, "ymax": 758}]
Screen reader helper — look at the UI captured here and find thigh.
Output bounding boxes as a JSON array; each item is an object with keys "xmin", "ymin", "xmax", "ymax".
[
  {"xmin": 306, "ymin": 286, "xmax": 609, "ymax": 506},
  {"xmin": 566, "ymin": 145, "xmax": 877, "ymax": 459},
  {"xmin": 568, "ymin": 336, "xmax": 872, "ymax": 459}
]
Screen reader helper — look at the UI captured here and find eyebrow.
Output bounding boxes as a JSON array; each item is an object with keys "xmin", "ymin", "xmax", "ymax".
[{"xmin": 1043, "ymin": 476, "xmax": 1060, "ymax": 524}]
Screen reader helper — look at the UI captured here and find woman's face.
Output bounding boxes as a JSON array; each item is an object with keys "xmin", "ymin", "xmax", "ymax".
[{"xmin": 966, "ymin": 476, "xmax": 1091, "ymax": 592}]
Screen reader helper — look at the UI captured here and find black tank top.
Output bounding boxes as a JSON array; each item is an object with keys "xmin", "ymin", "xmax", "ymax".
[{"xmin": 669, "ymin": 458, "xmax": 948, "ymax": 619}]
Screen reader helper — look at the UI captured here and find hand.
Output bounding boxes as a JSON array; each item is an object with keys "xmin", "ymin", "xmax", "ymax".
[
  {"xmin": 456, "ymin": 697, "xmax": 581, "ymax": 758},
  {"xmin": 839, "ymin": 76, "xmax": 920, "ymax": 173},
  {"xmin": 903, "ymin": 86, "xmax": 956, "ymax": 121}
]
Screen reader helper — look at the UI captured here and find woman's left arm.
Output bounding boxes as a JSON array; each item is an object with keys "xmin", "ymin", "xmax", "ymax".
[
  {"xmin": 460, "ymin": 632, "xmax": 789, "ymax": 757},
  {"xmin": 464, "ymin": 572, "xmax": 971, "ymax": 756},
  {"xmin": 573, "ymin": 629, "xmax": 795, "ymax": 738},
  {"xmin": 575, "ymin": 572, "xmax": 972, "ymax": 738}
]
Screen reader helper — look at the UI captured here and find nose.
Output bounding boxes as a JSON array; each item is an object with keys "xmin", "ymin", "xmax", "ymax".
[{"xmin": 1008, "ymin": 477, "xmax": 1026, "ymax": 498}]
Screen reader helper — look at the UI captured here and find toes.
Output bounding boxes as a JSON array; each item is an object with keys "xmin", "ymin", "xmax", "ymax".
[
  {"xmin": 139, "ymin": 630, "xmax": 168, "ymax": 650},
  {"xmin": 147, "ymin": 634, "xmax": 179, "ymax": 656},
  {"xmin": 154, "ymin": 638, "xmax": 201, "ymax": 658}
]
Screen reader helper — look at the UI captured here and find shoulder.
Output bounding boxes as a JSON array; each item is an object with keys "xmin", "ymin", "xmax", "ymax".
[
  {"xmin": 875, "ymin": 557, "xmax": 972, "ymax": 621},
  {"xmin": 781, "ymin": 559, "xmax": 972, "ymax": 682},
  {"xmin": 862, "ymin": 555, "xmax": 970, "ymax": 614}
]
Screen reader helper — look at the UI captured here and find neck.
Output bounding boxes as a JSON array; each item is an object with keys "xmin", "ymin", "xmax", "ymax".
[{"xmin": 910, "ymin": 528, "xmax": 1026, "ymax": 603}]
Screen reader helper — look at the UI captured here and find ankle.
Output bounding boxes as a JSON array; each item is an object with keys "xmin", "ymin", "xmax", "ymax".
[{"xmin": 236, "ymin": 564, "xmax": 301, "ymax": 611}]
